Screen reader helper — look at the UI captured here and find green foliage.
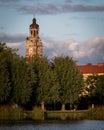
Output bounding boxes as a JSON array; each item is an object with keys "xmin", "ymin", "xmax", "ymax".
[
  {"xmin": 0, "ymin": 43, "xmax": 18, "ymax": 60},
  {"xmin": 33, "ymin": 57, "xmax": 59, "ymax": 105},
  {"xmin": 53, "ymin": 56, "xmax": 84, "ymax": 105},
  {"xmin": 85, "ymin": 106, "xmax": 104, "ymax": 120},
  {"xmin": 0, "ymin": 59, "xmax": 11, "ymax": 103},
  {"xmin": 95, "ymin": 75, "xmax": 104, "ymax": 104},
  {"xmin": 0, "ymin": 43, "xmax": 12, "ymax": 103},
  {"xmin": 86, "ymin": 75, "xmax": 98, "ymax": 96},
  {"xmin": 1, "ymin": 42, "xmax": 104, "ymax": 111},
  {"xmin": 0, "ymin": 43, "xmax": 34, "ymax": 105},
  {"xmin": 11, "ymin": 58, "xmax": 33, "ymax": 104},
  {"xmin": 86, "ymin": 75, "xmax": 104, "ymax": 105},
  {"xmin": 32, "ymin": 106, "xmax": 44, "ymax": 120},
  {"xmin": 0, "ymin": 106, "xmax": 24, "ymax": 120}
]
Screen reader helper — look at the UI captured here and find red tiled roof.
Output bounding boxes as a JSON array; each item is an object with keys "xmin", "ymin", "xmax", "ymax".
[{"xmin": 77, "ymin": 63, "xmax": 104, "ymax": 74}]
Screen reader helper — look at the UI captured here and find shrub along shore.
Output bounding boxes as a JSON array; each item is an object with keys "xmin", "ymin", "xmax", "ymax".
[{"xmin": 0, "ymin": 106, "xmax": 104, "ymax": 121}]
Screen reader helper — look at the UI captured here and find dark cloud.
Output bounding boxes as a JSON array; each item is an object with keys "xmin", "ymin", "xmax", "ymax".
[
  {"xmin": 0, "ymin": 0, "xmax": 20, "ymax": 7},
  {"xmin": 64, "ymin": 0, "xmax": 73, "ymax": 3},
  {"xmin": 0, "ymin": 0, "xmax": 18, "ymax": 2},
  {"xmin": 17, "ymin": 3, "xmax": 60, "ymax": 15},
  {"xmin": 62, "ymin": 4, "xmax": 104, "ymax": 12},
  {"xmin": 17, "ymin": 3, "xmax": 104, "ymax": 15},
  {"xmin": 0, "ymin": 0, "xmax": 104, "ymax": 15},
  {"xmin": 0, "ymin": 33, "xmax": 26, "ymax": 43}
]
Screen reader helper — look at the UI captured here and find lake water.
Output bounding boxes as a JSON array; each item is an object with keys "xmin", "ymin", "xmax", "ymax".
[{"xmin": 0, "ymin": 120, "xmax": 104, "ymax": 130}]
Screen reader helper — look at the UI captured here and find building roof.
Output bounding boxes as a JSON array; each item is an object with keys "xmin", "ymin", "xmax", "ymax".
[{"xmin": 77, "ymin": 63, "xmax": 104, "ymax": 74}]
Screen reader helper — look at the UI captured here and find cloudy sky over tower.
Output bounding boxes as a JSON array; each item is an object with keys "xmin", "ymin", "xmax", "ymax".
[{"xmin": 0, "ymin": 0, "xmax": 104, "ymax": 64}]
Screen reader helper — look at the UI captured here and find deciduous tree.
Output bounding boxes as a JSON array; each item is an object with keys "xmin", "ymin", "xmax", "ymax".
[{"xmin": 53, "ymin": 56, "xmax": 83, "ymax": 111}]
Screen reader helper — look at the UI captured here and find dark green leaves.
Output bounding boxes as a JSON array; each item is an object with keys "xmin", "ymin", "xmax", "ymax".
[{"xmin": 53, "ymin": 56, "xmax": 84, "ymax": 104}]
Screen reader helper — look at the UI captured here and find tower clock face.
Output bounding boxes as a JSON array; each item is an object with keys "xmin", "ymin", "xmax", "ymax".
[{"xmin": 29, "ymin": 48, "xmax": 33, "ymax": 53}]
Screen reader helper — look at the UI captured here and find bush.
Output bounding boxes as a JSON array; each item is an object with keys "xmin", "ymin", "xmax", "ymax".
[
  {"xmin": 0, "ymin": 106, "xmax": 25, "ymax": 120},
  {"xmin": 31, "ymin": 106, "xmax": 44, "ymax": 120},
  {"xmin": 85, "ymin": 106, "xmax": 104, "ymax": 120}
]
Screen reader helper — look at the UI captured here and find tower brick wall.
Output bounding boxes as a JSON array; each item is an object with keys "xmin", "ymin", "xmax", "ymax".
[{"xmin": 26, "ymin": 18, "xmax": 43, "ymax": 63}]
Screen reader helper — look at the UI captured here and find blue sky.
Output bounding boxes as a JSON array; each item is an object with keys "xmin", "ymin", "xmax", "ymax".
[{"xmin": 0, "ymin": 0, "xmax": 104, "ymax": 64}]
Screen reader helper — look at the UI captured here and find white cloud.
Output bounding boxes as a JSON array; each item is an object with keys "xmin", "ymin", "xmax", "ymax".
[
  {"xmin": 7, "ymin": 41, "xmax": 25, "ymax": 56},
  {"xmin": 43, "ymin": 36, "xmax": 104, "ymax": 64},
  {"xmin": 6, "ymin": 36, "xmax": 104, "ymax": 65},
  {"xmin": 7, "ymin": 42, "xmax": 22, "ymax": 47}
]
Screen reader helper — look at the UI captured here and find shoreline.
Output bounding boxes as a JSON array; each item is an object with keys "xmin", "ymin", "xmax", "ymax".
[{"xmin": 0, "ymin": 106, "xmax": 104, "ymax": 121}]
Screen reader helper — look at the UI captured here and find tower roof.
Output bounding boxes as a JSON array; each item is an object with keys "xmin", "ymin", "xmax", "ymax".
[{"xmin": 30, "ymin": 18, "xmax": 39, "ymax": 28}]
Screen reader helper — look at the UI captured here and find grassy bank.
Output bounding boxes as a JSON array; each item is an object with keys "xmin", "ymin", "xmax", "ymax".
[
  {"xmin": 85, "ymin": 106, "xmax": 104, "ymax": 120},
  {"xmin": 0, "ymin": 106, "xmax": 25, "ymax": 120},
  {"xmin": 26, "ymin": 107, "xmax": 45, "ymax": 120},
  {"xmin": 46, "ymin": 106, "xmax": 104, "ymax": 120},
  {"xmin": 46, "ymin": 110, "xmax": 87, "ymax": 120},
  {"xmin": 0, "ymin": 106, "xmax": 44, "ymax": 121},
  {"xmin": 0, "ymin": 106, "xmax": 104, "ymax": 120}
]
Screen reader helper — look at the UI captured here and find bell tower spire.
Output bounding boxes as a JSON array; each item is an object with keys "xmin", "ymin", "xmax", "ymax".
[
  {"xmin": 29, "ymin": 18, "xmax": 39, "ymax": 38},
  {"xmin": 26, "ymin": 18, "xmax": 43, "ymax": 63}
]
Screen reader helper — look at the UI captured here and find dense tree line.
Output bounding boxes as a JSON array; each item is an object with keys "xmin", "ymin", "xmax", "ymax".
[
  {"xmin": 85, "ymin": 75, "xmax": 104, "ymax": 105},
  {"xmin": 0, "ymin": 43, "xmax": 104, "ymax": 110}
]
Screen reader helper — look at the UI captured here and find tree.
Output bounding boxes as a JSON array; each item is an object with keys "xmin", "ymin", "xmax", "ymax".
[
  {"xmin": 0, "ymin": 43, "xmax": 7, "ymax": 52},
  {"xmin": 0, "ymin": 43, "xmax": 36, "ymax": 106},
  {"xmin": 85, "ymin": 75, "xmax": 104, "ymax": 105},
  {"xmin": 33, "ymin": 57, "xmax": 59, "ymax": 111},
  {"xmin": 85, "ymin": 75, "xmax": 97, "ymax": 103},
  {"xmin": 95, "ymin": 75, "xmax": 104, "ymax": 105},
  {"xmin": 0, "ymin": 59, "xmax": 10, "ymax": 103},
  {"xmin": 0, "ymin": 43, "xmax": 14, "ymax": 104},
  {"xmin": 24, "ymin": 62, "xmax": 37, "ymax": 109},
  {"xmin": 0, "ymin": 43, "xmax": 18, "ymax": 60},
  {"xmin": 53, "ymin": 56, "xmax": 84, "ymax": 111},
  {"xmin": 86, "ymin": 75, "xmax": 97, "ymax": 93},
  {"xmin": 46, "ymin": 69, "xmax": 59, "ymax": 104},
  {"xmin": 10, "ymin": 57, "xmax": 34, "ymax": 105}
]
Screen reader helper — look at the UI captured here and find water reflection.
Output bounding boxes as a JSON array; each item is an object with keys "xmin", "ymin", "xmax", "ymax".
[{"xmin": 0, "ymin": 120, "xmax": 104, "ymax": 130}]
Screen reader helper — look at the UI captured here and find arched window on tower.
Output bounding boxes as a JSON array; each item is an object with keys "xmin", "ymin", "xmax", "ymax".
[
  {"xmin": 34, "ymin": 30, "xmax": 36, "ymax": 37},
  {"xmin": 37, "ymin": 30, "xmax": 38, "ymax": 35},
  {"xmin": 31, "ymin": 30, "xmax": 32, "ymax": 35}
]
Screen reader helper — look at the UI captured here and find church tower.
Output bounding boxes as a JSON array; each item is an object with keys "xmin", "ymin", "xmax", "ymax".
[{"xmin": 26, "ymin": 18, "xmax": 42, "ymax": 63}]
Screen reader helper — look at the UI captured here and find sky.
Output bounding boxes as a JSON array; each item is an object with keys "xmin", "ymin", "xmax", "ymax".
[{"xmin": 0, "ymin": 0, "xmax": 104, "ymax": 65}]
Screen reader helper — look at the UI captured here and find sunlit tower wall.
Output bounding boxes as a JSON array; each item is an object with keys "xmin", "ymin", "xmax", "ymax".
[{"xmin": 26, "ymin": 18, "xmax": 42, "ymax": 63}]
